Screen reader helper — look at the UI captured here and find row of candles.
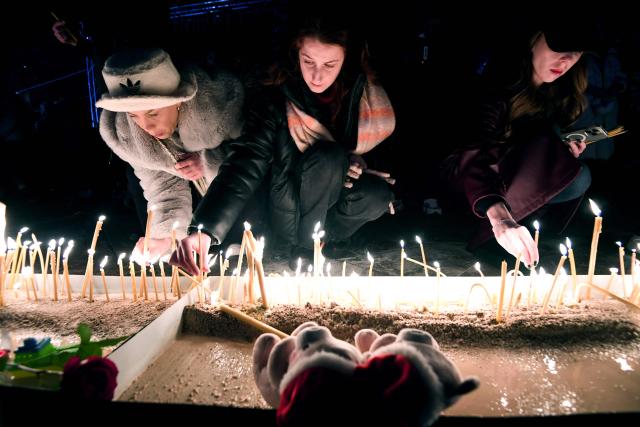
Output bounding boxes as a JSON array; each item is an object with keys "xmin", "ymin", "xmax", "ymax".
[{"xmin": 2, "ymin": 199, "xmax": 640, "ymax": 316}]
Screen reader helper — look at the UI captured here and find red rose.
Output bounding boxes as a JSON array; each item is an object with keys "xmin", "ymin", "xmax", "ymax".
[{"xmin": 60, "ymin": 356, "xmax": 119, "ymax": 400}]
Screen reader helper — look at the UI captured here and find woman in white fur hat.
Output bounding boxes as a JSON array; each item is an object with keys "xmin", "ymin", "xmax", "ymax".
[{"xmin": 96, "ymin": 48, "xmax": 244, "ymax": 262}]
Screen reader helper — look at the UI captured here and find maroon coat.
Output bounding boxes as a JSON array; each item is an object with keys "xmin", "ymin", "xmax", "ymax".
[{"xmin": 445, "ymin": 92, "xmax": 582, "ymax": 249}]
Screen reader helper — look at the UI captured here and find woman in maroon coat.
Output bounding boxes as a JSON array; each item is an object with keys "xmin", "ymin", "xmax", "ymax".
[{"xmin": 447, "ymin": 26, "xmax": 593, "ymax": 266}]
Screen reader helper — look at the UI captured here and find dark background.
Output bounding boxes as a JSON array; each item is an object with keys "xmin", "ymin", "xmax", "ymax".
[{"xmin": 1, "ymin": 1, "xmax": 638, "ymax": 274}]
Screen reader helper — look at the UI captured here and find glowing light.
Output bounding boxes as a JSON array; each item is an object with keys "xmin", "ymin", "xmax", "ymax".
[
  {"xmin": 588, "ymin": 199, "xmax": 601, "ymax": 216},
  {"xmin": 100, "ymin": 256, "xmax": 108, "ymax": 269},
  {"xmin": 533, "ymin": 220, "xmax": 540, "ymax": 231},
  {"xmin": 415, "ymin": 236, "xmax": 422, "ymax": 244},
  {"xmin": 559, "ymin": 244, "xmax": 567, "ymax": 256},
  {"xmin": 565, "ymin": 237, "xmax": 572, "ymax": 249}
]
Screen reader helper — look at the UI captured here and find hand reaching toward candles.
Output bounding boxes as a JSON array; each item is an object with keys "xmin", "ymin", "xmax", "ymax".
[
  {"xmin": 344, "ymin": 154, "xmax": 395, "ymax": 188},
  {"xmin": 487, "ymin": 203, "xmax": 539, "ymax": 267},
  {"xmin": 132, "ymin": 237, "xmax": 172, "ymax": 265},
  {"xmin": 565, "ymin": 139, "xmax": 587, "ymax": 158},
  {"xmin": 169, "ymin": 232, "xmax": 212, "ymax": 276},
  {"xmin": 175, "ymin": 152, "xmax": 204, "ymax": 181}
]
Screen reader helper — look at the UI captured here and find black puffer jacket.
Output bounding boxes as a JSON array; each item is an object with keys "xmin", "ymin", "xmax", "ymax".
[{"xmin": 191, "ymin": 75, "xmax": 367, "ymax": 244}]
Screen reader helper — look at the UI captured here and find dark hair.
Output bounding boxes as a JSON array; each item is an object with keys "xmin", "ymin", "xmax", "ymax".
[
  {"xmin": 508, "ymin": 32, "xmax": 587, "ymax": 129},
  {"xmin": 264, "ymin": 15, "xmax": 375, "ymax": 123}
]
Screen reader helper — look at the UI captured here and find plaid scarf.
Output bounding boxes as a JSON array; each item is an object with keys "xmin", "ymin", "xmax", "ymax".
[{"xmin": 286, "ymin": 80, "xmax": 395, "ymax": 154}]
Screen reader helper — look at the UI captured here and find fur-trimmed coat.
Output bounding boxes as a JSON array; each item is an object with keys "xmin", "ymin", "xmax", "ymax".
[{"xmin": 99, "ymin": 66, "xmax": 243, "ymax": 238}]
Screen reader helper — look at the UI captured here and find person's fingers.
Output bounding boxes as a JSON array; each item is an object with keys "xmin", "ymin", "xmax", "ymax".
[
  {"xmin": 385, "ymin": 177, "xmax": 396, "ymax": 185},
  {"xmin": 349, "ymin": 164, "xmax": 363, "ymax": 175},
  {"xmin": 346, "ymin": 170, "xmax": 361, "ymax": 180},
  {"xmin": 343, "ymin": 181, "xmax": 353, "ymax": 188},
  {"xmin": 178, "ymin": 242, "xmax": 200, "ymax": 276}
]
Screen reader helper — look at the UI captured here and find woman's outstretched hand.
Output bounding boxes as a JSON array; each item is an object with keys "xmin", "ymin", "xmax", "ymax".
[
  {"xmin": 487, "ymin": 202, "xmax": 539, "ymax": 267},
  {"xmin": 175, "ymin": 152, "xmax": 204, "ymax": 181},
  {"xmin": 169, "ymin": 232, "xmax": 212, "ymax": 276}
]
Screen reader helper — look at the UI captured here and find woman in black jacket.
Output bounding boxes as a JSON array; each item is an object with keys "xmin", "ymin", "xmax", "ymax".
[{"xmin": 172, "ymin": 16, "xmax": 396, "ymax": 274}]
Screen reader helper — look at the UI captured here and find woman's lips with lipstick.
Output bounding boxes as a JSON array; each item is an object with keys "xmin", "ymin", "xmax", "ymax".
[{"xmin": 550, "ymin": 68, "xmax": 563, "ymax": 76}]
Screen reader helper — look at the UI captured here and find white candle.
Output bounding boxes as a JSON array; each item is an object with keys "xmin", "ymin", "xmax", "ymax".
[
  {"xmin": 533, "ymin": 220, "xmax": 540, "ymax": 246},
  {"xmin": 416, "ymin": 236, "xmax": 429, "ymax": 276},
  {"xmin": 99, "ymin": 256, "xmax": 109, "ymax": 302},
  {"xmin": 400, "ymin": 240, "xmax": 405, "ymax": 277}
]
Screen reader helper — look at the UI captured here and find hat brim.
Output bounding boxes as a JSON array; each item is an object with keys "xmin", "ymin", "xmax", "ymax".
[{"xmin": 96, "ymin": 72, "xmax": 197, "ymax": 112}]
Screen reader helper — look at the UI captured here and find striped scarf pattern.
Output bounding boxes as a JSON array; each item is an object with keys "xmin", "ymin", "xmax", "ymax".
[{"xmin": 286, "ymin": 80, "xmax": 395, "ymax": 154}]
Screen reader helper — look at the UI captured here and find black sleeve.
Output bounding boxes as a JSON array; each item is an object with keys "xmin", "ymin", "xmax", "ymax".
[{"xmin": 190, "ymin": 92, "xmax": 283, "ymax": 244}]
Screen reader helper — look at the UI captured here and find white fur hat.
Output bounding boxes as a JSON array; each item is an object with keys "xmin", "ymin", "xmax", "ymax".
[{"xmin": 96, "ymin": 48, "xmax": 197, "ymax": 112}]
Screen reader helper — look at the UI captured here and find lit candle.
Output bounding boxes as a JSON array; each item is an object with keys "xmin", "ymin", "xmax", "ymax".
[
  {"xmin": 62, "ymin": 242, "xmax": 73, "ymax": 301},
  {"xmin": 497, "ymin": 260, "xmax": 507, "ymax": 322},
  {"xmin": 533, "ymin": 220, "xmax": 540, "ymax": 247},
  {"xmin": 586, "ymin": 199, "xmax": 602, "ymax": 299},
  {"xmin": 312, "ymin": 222, "xmax": 323, "ymax": 277},
  {"xmin": 474, "ymin": 262, "xmax": 484, "ymax": 279},
  {"xmin": 170, "ymin": 221, "xmax": 179, "ymax": 297},
  {"xmin": 99, "ymin": 256, "xmax": 109, "ymax": 302},
  {"xmin": 540, "ymin": 244, "xmax": 567, "ymax": 314},
  {"xmin": 631, "ymin": 248, "xmax": 636, "ymax": 288},
  {"xmin": 565, "ymin": 237, "xmax": 578, "ymax": 299},
  {"xmin": 44, "ymin": 239, "xmax": 56, "ymax": 286},
  {"xmin": 149, "ymin": 262, "xmax": 159, "ymax": 301},
  {"xmin": 197, "ymin": 223, "xmax": 204, "ymax": 277},
  {"xmin": 54, "ymin": 238, "xmax": 64, "ymax": 300},
  {"xmin": 400, "ymin": 240, "xmax": 405, "ymax": 277},
  {"xmin": 506, "ymin": 253, "xmax": 522, "ymax": 316},
  {"xmin": 606, "ymin": 267, "xmax": 618, "ymax": 291},
  {"xmin": 367, "ymin": 251, "xmax": 374, "ymax": 277},
  {"xmin": 117, "ymin": 253, "xmax": 126, "ymax": 299},
  {"xmin": 90, "ymin": 215, "xmax": 106, "ymax": 252},
  {"xmin": 434, "ymin": 261, "xmax": 441, "ymax": 315},
  {"xmin": 416, "ymin": 236, "xmax": 429, "ymax": 277},
  {"xmin": 159, "ymin": 255, "xmax": 168, "ymax": 300},
  {"xmin": 342, "ymin": 260, "xmax": 346, "ymax": 278},
  {"xmin": 616, "ymin": 242, "xmax": 627, "ymax": 298},
  {"xmin": 128, "ymin": 253, "xmax": 137, "ymax": 302}
]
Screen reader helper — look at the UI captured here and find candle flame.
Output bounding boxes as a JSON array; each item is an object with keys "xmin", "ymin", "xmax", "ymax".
[
  {"xmin": 474, "ymin": 262, "xmax": 481, "ymax": 272},
  {"xmin": 565, "ymin": 237, "xmax": 572, "ymax": 249},
  {"xmin": 326, "ymin": 263, "xmax": 332, "ymax": 273},
  {"xmin": 243, "ymin": 221, "xmax": 251, "ymax": 231},
  {"xmin": 118, "ymin": 253, "xmax": 126, "ymax": 261},
  {"xmin": 539, "ymin": 267, "xmax": 546, "ymax": 276},
  {"xmin": 100, "ymin": 256, "xmax": 108, "ymax": 269},
  {"xmin": 314, "ymin": 222, "xmax": 321, "ymax": 232},
  {"xmin": 160, "ymin": 254, "xmax": 170, "ymax": 263},
  {"xmin": 149, "ymin": 204, "xmax": 156, "ymax": 211},
  {"xmin": 19, "ymin": 227, "xmax": 29, "ymax": 234},
  {"xmin": 560, "ymin": 267, "xmax": 567, "ymax": 276},
  {"xmin": 48, "ymin": 239, "xmax": 57, "ymax": 250},
  {"xmin": 29, "ymin": 243, "xmax": 38, "ymax": 251},
  {"xmin": 415, "ymin": 236, "xmax": 422, "ymax": 244},
  {"xmin": 559, "ymin": 244, "xmax": 567, "ymax": 256},
  {"xmin": 172, "ymin": 221, "xmax": 180, "ymax": 230},
  {"xmin": 63, "ymin": 246, "xmax": 73, "ymax": 260},
  {"xmin": 57, "ymin": 237, "xmax": 65, "ymax": 246},
  {"xmin": 7, "ymin": 237, "xmax": 16, "ymax": 250},
  {"xmin": 98, "ymin": 215, "xmax": 106, "ymax": 222},
  {"xmin": 67, "ymin": 240, "xmax": 74, "ymax": 248},
  {"xmin": 23, "ymin": 240, "xmax": 31, "ymax": 247},
  {"xmin": 224, "ymin": 247, "xmax": 233, "ymax": 259},
  {"xmin": 350, "ymin": 271, "xmax": 359, "ymax": 277},
  {"xmin": 307, "ymin": 264, "xmax": 313, "ymax": 273},
  {"xmin": 609, "ymin": 267, "xmax": 618, "ymax": 274},
  {"xmin": 367, "ymin": 252, "xmax": 374, "ymax": 263},
  {"xmin": 400, "ymin": 239, "xmax": 405, "ymax": 248},
  {"xmin": 533, "ymin": 220, "xmax": 540, "ymax": 231},
  {"xmin": 402, "ymin": 252, "xmax": 408, "ymax": 259},
  {"xmin": 434, "ymin": 261, "xmax": 440, "ymax": 269},
  {"xmin": 197, "ymin": 224, "xmax": 203, "ymax": 231},
  {"xmin": 588, "ymin": 199, "xmax": 601, "ymax": 216},
  {"xmin": 317, "ymin": 230, "xmax": 325, "ymax": 239},
  {"xmin": 283, "ymin": 270, "xmax": 290, "ymax": 277},
  {"xmin": 616, "ymin": 241, "xmax": 622, "ymax": 247}
]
